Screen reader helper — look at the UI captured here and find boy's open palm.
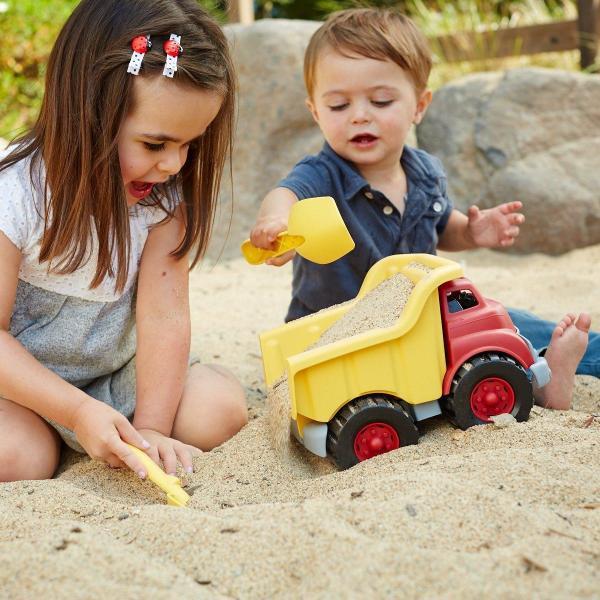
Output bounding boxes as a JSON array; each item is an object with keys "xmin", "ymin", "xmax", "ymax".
[
  {"xmin": 72, "ymin": 399, "xmax": 152, "ymax": 478},
  {"xmin": 467, "ymin": 201, "xmax": 525, "ymax": 248}
]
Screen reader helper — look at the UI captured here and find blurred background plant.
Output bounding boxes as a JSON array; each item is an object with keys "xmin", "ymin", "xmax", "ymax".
[
  {"xmin": 0, "ymin": 0, "xmax": 224, "ymax": 139},
  {"xmin": 0, "ymin": 0, "xmax": 581, "ymax": 139}
]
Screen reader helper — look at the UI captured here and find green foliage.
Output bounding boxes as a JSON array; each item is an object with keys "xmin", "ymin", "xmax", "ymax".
[
  {"xmin": 408, "ymin": 0, "xmax": 579, "ymax": 90},
  {"xmin": 0, "ymin": 0, "xmax": 224, "ymax": 140},
  {"xmin": 254, "ymin": 0, "xmax": 574, "ymax": 20},
  {"xmin": 255, "ymin": 0, "xmax": 410, "ymax": 20},
  {"xmin": 0, "ymin": 0, "xmax": 79, "ymax": 138}
]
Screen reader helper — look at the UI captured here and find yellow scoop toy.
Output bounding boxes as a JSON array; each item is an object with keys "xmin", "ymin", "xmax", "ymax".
[
  {"xmin": 241, "ymin": 196, "xmax": 355, "ymax": 265},
  {"xmin": 126, "ymin": 444, "xmax": 190, "ymax": 507}
]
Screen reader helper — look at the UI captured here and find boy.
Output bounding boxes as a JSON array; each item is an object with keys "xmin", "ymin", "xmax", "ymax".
[{"xmin": 249, "ymin": 8, "xmax": 594, "ymax": 409}]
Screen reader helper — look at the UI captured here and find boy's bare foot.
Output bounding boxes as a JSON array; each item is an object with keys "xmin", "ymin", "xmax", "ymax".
[{"xmin": 534, "ymin": 313, "xmax": 591, "ymax": 410}]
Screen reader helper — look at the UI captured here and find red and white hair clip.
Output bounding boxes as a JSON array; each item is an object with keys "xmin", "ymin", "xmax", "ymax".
[
  {"xmin": 163, "ymin": 34, "xmax": 182, "ymax": 78},
  {"xmin": 127, "ymin": 35, "xmax": 151, "ymax": 75}
]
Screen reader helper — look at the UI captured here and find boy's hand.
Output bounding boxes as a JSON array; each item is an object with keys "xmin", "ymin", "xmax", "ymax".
[
  {"xmin": 249, "ymin": 215, "xmax": 295, "ymax": 266},
  {"xmin": 136, "ymin": 428, "xmax": 201, "ymax": 476},
  {"xmin": 72, "ymin": 399, "xmax": 153, "ymax": 478},
  {"xmin": 466, "ymin": 201, "xmax": 525, "ymax": 248}
]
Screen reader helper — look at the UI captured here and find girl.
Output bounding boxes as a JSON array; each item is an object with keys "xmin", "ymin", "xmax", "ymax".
[{"xmin": 0, "ymin": 0, "xmax": 247, "ymax": 482}]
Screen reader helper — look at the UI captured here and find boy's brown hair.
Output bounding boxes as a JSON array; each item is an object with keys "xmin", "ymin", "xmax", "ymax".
[
  {"xmin": 0, "ymin": 0, "xmax": 235, "ymax": 292},
  {"xmin": 304, "ymin": 8, "xmax": 432, "ymax": 97}
]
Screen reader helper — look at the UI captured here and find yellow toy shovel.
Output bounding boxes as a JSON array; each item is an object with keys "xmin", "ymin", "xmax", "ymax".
[
  {"xmin": 126, "ymin": 444, "xmax": 190, "ymax": 507},
  {"xmin": 241, "ymin": 196, "xmax": 355, "ymax": 265}
]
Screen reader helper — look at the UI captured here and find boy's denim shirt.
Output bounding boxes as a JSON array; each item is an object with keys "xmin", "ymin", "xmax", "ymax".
[{"xmin": 279, "ymin": 142, "xmax": 453, "ymax": 322}]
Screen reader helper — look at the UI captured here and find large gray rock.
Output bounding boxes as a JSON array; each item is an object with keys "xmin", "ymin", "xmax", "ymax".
[
  {"xmin": 209, "ymin": 19, "xmax": 322, "ymax": 260},
  {"xmin": 417, "ymin": 68, "xmax": 600, "ymax": 254}
]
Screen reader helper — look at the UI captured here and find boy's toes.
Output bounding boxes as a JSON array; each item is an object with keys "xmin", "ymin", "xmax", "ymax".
[
  {"xmin": 575, "ymin": 312, "xmax": 591, "ymax": 333},
  {"xmin": 550, "ymin": 322, "xmax": 565, "ymax": 343}
]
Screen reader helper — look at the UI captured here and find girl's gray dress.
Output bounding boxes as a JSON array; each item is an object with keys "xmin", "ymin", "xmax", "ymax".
[{"xmin": 0, "ymin": 150, "xmax": 174, "ymax": 451}]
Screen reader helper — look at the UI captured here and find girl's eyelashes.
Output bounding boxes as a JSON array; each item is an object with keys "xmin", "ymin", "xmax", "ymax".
[
  {"xmin": 144, "ymin": 142, "xmax": 166, "ymax": 152},
  {"xmin": 328, "ymin": 103, "xmax": 349, "ymax": 112},
  {"xmin": 143, "ymin": 138, "xmax": 200, "ymax": 152}
]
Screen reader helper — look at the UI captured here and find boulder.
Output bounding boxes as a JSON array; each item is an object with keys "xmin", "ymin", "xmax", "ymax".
[
  {"xmin": 417, "ymin": 68, "xmax": 600, "ymax": 254},
  {"xmin": 209, "ymin": 19, "xmax": 322, "ymax": 260}
]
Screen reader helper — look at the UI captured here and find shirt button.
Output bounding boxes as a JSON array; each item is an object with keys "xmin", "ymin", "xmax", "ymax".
[
  {"xmin": 433, "ymin": 201, "xmax": 443, "ymax": 212},
  {"xmin": 383, "ymin": 205, "xmax": 394, "ymax": 215},
  {"xmin": 364, "ymin": 191, "xmax": 374, "ymax": 200}
]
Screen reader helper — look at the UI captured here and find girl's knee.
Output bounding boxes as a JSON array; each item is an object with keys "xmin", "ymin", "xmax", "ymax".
[
  {"xmin": 0, "ymin": 442, "xmax": 60, "ymax": 482},
  {"xmin": 0, "ymin": 401, "xmax": 61, "ymax": 482},
  {"xmin": 205, "ymin": 365, "xmax": 248, "ymax": 435},
  {"xmin": 176, "ymin": 364, "xmax": 248, "ymax": 449}
]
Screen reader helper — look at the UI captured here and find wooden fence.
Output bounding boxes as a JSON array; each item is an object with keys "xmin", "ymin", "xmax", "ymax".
[
  {"xmin": 226, "ymin": 0, "xmax": 599, "ymax": 70},
  {"xmin": 434, "ymin": 0, "xmax": 599, "ymax": 69}
]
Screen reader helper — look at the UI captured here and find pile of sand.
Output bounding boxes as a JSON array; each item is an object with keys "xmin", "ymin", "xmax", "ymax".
[
  {"xmin": 1, "ymin": 247, "xmax": 599, "ymax": 597},
  {"xmin": 311, "ymin": 272, "xmax": 415, "ymax": 348}
]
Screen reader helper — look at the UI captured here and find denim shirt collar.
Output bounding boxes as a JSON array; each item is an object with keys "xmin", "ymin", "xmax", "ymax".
[{"xmin": 320, "ymin": 142, "xmax": 443, "ymax": 201}]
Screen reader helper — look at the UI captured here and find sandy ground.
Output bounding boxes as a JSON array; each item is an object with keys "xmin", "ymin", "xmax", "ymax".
[{"xmin": 1, "ymin": 246, "xmax": 599, "ymax": 599}]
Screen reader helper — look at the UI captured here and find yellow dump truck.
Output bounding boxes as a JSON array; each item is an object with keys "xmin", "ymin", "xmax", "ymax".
[{"xmin": 260, "ymin": 254, "xmax": 550, "ymax": 469}]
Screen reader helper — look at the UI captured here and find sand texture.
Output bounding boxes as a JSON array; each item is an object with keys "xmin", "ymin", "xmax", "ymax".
[{"xmin": 1, "ymin": 246, "xmax": 599, "ymax": 598}]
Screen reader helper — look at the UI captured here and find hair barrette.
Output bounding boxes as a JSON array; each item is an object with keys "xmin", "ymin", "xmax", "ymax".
[
  {"xmin": 127, "ymin": 35, "xmax": 152, "ymax": 76},
  {"xmin": 163, "ymin": 34, "xmax": 183, "ymax": 78}
]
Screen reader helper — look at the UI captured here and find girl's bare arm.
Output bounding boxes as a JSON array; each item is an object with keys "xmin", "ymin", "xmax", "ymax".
[
  {"xmin": 133, "ymin": 205, "xmax": 190, "ymax": 436},
  {"xmin": 0, "ymin": 231, "xmax": 150, "ymax": 475}
]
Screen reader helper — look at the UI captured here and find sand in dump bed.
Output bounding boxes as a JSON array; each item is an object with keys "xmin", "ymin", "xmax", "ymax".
[
  {"xmin": 268, "ymin": 271, "xmax": 416, "ymax": 450},
  {"xmin": 311, "ymin": 271, "xmax": 416, "ymax": 348},
  {"xmin": 1, "ymin": 247, "xmax": 599, "ymax": 598}
]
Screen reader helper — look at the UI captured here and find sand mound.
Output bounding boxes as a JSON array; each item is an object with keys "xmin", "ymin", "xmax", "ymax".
[
  {"xmin": 1, "ymin": 248, "xmax": 599, "ymax": 597},
  {"xmin": 1, "ymin": 403, "xmax": 598, "ymax": 598}
]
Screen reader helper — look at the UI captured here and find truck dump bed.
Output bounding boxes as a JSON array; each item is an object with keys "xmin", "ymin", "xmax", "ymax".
[{"xmin": 260, "ymin": 254, "xmax": 464, "ymax": 423}]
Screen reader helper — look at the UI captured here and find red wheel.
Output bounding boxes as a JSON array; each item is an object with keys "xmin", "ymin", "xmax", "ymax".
[
  {"xmin": 353, "ymin": 422, "xmax": 400, "ymax": 461},
  {"xmin": 470, "ymin": 377, "xmax": 515, "ymax": 421},
  {"xmin": 327, "ymin": 396, "xmax": 419, "ymax": 469},
  {"xmin": 443, "ymin": 353, "xmax": 533, "ymax": 430}
]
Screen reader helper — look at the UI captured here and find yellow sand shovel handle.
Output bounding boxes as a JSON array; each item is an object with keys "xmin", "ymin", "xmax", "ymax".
[
  {"xmin": 126, "ymin": 444, "xmax": 190, "ymax": 507},
  {"xmin": 241, "ymin": 232, "xmax": 305, "ymax": 265}
]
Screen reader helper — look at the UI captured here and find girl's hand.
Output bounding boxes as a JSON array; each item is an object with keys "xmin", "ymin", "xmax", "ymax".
[
  {"xmin": 137, "ymin": 428, "xmax": 202, "ymax": 476},
  {"xmin": 466, "ymin": 201, "xmax": 525, "ymax": 248},
  {"xmin": 71, "ymin": 399, "xmax": 152, "ymax": 478}
]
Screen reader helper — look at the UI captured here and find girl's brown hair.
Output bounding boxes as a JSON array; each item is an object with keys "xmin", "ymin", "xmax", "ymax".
[
  {"xmin": 0, "ymin": 0, "xmax": 235, "ymax": 291},
  {"xmin": 304, "ymin": 8, "xmax": 432, "ymax": 98}
]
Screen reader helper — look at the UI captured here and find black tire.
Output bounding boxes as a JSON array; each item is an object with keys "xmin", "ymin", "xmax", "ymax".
[
  {"xmin": 443, "ymin": 353, "xmax": 533, "ymax": 430},
  {"xmin": 327, "ymin": 396, "xmax": 419, "ymax": 470}
]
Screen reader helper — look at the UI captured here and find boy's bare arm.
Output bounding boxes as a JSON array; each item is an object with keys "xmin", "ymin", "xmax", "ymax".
[
  {"xmin": 250, "ymin": 187, "xmax": 298, "ymax": 266},
  {"xmin": 251, "ymin": 187, "xmax": 298, "ymax": 247},
  {"xmin": 438, "ymin": 203, "xmax": 524, "ymax": 251},
  {"xmin": 437, "ymin": 209, "xmax": 476, "ymax": 251}
]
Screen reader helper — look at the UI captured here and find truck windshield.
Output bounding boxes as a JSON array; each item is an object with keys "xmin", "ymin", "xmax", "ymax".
[{"xmin": 447, "ymin": 289, "xmax": 479, "ymax": 313}]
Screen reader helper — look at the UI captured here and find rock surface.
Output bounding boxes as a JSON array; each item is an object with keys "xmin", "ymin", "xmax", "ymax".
[{"xmin": 417, "ymin": 68, "xmax": 600, "ymax": 255}]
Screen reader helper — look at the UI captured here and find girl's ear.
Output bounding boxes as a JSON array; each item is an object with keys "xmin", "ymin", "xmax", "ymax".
[
  {"xmin": 413, "ymin": 89, "xmax": 432, "ymax": 125},
  {"xmin": 305, "ymin": 97, "xmax": 320, "ymax": 125}
]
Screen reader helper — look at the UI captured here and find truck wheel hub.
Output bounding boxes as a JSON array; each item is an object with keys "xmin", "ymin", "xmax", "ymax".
[
  {"xmin": 354, "ymin": 423, "xmax": 399, "ymax": 461},
  {"xmin": 470, "ymin": 377, "xmax": 515, "ymax": 421}
]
